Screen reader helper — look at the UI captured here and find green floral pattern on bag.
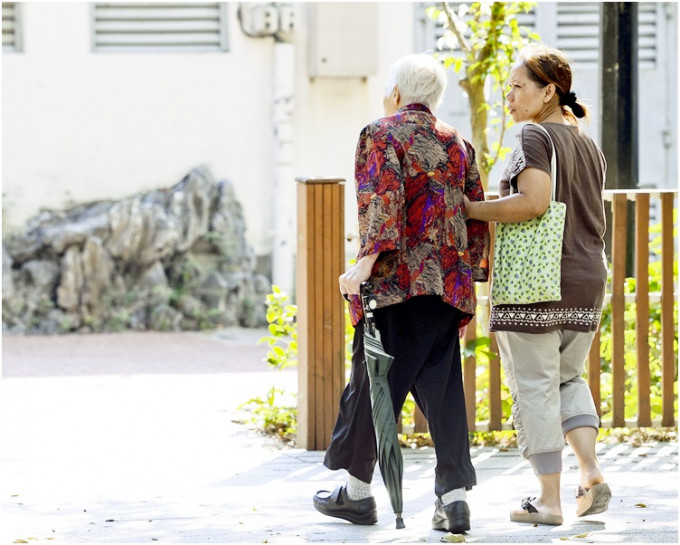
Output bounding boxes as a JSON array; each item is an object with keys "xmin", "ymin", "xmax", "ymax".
[
  {"xmin": 491, "ymin": 201, "xmax": 566, "ymax": 304},
  {"xmin": 491, "ymin": 124, "xmax": 566, "ymax": 305}
]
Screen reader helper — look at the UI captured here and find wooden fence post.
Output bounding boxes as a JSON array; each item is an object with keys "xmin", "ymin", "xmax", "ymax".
[
  {"xmin": 296, "ymin": 177, "xmax": 346, "ymax": 450},
  {"xmin": 660, "ymin": 192, "xmax": 676, "ymax": 427},
  {"xmin": 610, "ymin": 193, "xmax": 628, "ymax": 427},
  {"xmin": 488, "ymin": 333, "xmax": 503, "ymax": 431},
  {"xmin": 635, "ymin": 192, "xmax": 651, "ymax": 427}
]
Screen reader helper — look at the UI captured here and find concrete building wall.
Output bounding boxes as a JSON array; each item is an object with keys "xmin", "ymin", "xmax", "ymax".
[
  {"xmin": 2, "ymin": 3, "xmax": 274, "ymax": 254},
  {"xmin": 2, "ymin": 2, "xmax": 416, "ymax": 294}
]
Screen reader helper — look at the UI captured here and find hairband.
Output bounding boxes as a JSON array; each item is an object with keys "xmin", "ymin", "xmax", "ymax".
[{"xmin": 560, "ymin": 91, "xmax": 578, "ymax": 107}]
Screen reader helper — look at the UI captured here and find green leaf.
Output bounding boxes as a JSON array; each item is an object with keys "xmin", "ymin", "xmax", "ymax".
[
  {"xmin": 497, "ymin": 146, "xmax": 513, "ymax": 160},
  {"xmin": 463, "ymin": 336, "xmax": 491, "ymax": 359},
  {"xmin": 426, "ymin": 6, "xmax": 441, "ymax": 20},
  {"xmin": 272, "ymin": 346, "xmax": 285, "ymax": 358}
]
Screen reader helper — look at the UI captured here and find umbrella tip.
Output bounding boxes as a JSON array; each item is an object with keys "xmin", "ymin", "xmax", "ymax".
[{"xmin": 396, "ymin": 515, "xmax": 405, "ymax": 529}]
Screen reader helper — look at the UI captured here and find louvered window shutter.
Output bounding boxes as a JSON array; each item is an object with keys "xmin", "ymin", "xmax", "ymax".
[
  {"xmin": 556, "ymin": 3, "xmax": 599, "ymax": 65},
  {"xmin": 2, "ymin": 2, "xmax": 21, "ymax": 53},
  {"xmin": 637, "ymin": 2, "xmax": 658, "ymax": 69},
  {"xmin": 92, "ymin": 2, "xmax": 228, "ymax": 52},
  {"xmin": 557, "ymin": 2, "xmax": 658, "ymax": 68}
]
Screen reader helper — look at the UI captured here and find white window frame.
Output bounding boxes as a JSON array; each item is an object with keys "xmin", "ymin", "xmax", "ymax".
[
  {"xmin": 91, "ymin": 2, "xmax": 229, "ymax": 53},
  {"xmin": 2, "ymin": 1, "xmax": 22, "ymax": 53}
]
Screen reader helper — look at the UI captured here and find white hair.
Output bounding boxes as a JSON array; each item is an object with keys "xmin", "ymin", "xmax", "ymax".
[{"xmin": 384, "ymin": 54, "xmax": 448, "ymax": 112}]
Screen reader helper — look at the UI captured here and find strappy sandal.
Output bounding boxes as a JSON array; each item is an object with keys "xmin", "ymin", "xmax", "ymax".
[
  {"xmin": 575, "ymin": 483, "xmax": 611, "ymax": 517},
  {"xmin": 510, "ymin": 497, "xmax": 563, "ymax": 526}
]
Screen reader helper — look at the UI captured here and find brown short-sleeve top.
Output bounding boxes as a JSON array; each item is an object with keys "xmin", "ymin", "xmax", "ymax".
[{"xmin": 489, "ymin": 122, "xmax": 608, "ymax": 333}]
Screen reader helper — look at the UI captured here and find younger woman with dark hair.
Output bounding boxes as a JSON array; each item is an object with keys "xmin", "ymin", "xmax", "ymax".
[{"xmin": 466, "ymin": 44, "xmax": 610, "ymax": 526}]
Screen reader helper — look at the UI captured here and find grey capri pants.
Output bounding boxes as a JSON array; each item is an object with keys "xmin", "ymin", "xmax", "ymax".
[{"xmin": 495, "ymin": 329, "xmax": 600, "ymax": 475}]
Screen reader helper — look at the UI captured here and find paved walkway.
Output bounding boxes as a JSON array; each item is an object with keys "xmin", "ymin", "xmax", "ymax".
[{"xmin": 1, "ymin": 328, "xmax": 677, "ymax": 544}]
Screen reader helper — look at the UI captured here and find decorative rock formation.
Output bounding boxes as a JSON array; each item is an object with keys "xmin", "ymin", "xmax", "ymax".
[{"xmin": 2, "ymin": 167, "xmax": 271, "ymax": 334}]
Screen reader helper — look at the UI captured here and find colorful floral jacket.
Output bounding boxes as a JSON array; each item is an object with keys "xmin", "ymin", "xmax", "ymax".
[{"xmin": 348, "ymin": 104, "xmax": 489, "ymax": 327}]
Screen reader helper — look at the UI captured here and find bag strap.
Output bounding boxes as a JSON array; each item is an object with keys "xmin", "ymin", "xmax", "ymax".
[{"xmin": 529, "ymin": 123, "xmax": 558, "ymax": 201}]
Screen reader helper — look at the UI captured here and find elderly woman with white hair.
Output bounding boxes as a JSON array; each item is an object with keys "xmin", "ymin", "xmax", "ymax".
[{"xmin": 313, "ymin": 54, "xmax": 489, "ymax": 533}]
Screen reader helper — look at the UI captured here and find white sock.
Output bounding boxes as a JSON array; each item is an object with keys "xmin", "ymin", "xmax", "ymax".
[
  {"xmin": 441, "ymin": 487, "xmax": 467, "ymax": 505},
  {"xmin": 347, "ymin": 473, "xmax": 373, "ymax": 500}
]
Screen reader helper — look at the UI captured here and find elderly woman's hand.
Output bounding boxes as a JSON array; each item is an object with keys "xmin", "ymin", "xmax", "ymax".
[{"xmin": 339, "ymin": 253, "xmax": 380, "ymax": 296}]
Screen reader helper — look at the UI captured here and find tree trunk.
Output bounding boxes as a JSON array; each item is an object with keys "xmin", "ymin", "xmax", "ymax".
[{"xmin": 460, "ymin": 77, "xmax": 490, "ymax": 190}]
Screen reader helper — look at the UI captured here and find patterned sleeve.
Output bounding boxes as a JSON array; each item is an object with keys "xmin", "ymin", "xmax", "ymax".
[
  {"xmin": 355, "ymin": 124, "xmax": 405, "ymax": 260},
  {"xmin": 463, "ymin": 141, "xmax": 490, "ymax": 282},
  {"xmin": 504, "ymin": 124, "xmax": 552, "ymax": 191}
]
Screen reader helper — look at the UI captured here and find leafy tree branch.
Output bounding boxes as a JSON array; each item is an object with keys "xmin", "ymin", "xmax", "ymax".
[{"xmin": 430, "ymin": 1, "xmax": 539, "ymax": 189}]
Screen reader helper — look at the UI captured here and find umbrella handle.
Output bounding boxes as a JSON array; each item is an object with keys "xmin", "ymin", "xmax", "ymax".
[{"xmin": 360, "ymin": 282, "xmax": 377, "ymax": 335}]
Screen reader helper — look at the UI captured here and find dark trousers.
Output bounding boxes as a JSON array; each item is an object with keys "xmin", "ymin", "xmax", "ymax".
[{"xmin": 323, "ymin": 295, "xmax": 476, "ymax": 497}]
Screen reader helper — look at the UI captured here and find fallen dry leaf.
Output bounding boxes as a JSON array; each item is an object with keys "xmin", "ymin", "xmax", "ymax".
[
  {"xmin": 574, "ymin": 533, "xmax": 590, "ymax": 538},
  {"xmin": 441, "ymin": 534, "xmax": 466, "ymax": 543},
  {"xmin": 634, "ymin": 503, "xmax": 648, "ymax": 508}
]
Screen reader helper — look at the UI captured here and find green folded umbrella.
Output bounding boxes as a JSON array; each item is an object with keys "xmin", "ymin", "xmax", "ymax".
[{"xmin": 360, "ymin": 282, "xmax": 405, "ymax": 530}]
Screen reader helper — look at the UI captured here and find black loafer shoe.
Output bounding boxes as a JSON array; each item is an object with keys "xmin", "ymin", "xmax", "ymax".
[
  {"xmin": 313, "ymin": 484, "xmax": 378, "ymax": 525},
  {"xmin": 432, "ymin": 497, "xmax": 470, "ymax": 533}
]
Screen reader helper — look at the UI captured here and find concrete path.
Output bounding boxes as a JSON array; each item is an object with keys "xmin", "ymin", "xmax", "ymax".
[{"xmin": 1, "ymin": 328, "xmax": 677, "ymax": 544}]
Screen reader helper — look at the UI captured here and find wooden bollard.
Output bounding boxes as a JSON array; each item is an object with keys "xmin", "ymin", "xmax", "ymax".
[{"xmin": 296, "ymin": 177, "xmax": 346, "ymax": 450}]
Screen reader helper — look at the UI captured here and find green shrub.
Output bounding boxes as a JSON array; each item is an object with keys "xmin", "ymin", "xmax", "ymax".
[
  {"xmin": 257, "ymin": 285, "xmax": 298, "ymax": 369},
  {"xmin": 239, "ymin": 387, "xmax": 297, "ymax": 444}
]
